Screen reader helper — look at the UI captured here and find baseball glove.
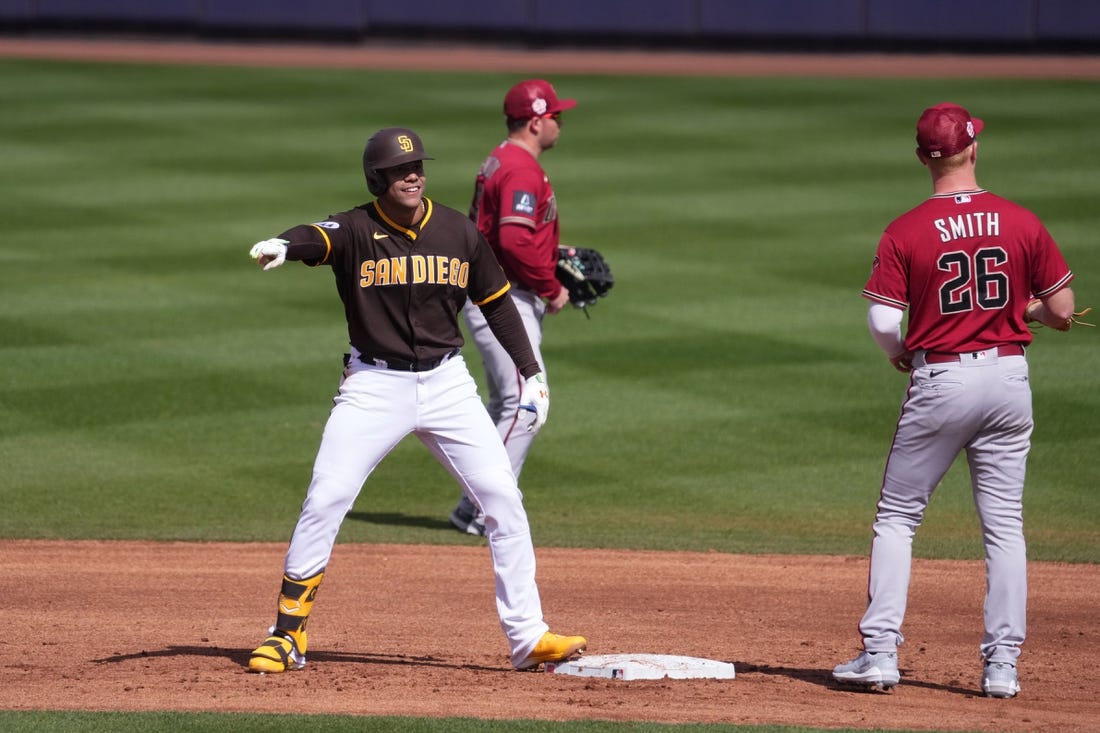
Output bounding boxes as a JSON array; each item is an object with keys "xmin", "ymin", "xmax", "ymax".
[{"xmin": 556, "ymin": 246, "xmax": 614, "ymax": 315}]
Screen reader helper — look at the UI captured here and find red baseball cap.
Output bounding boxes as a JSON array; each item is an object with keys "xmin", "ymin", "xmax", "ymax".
[
  {"xmin": 503, "ymin": 79, "xmax": 577, "ymax": 121},
  {"xmin": 916, "ymin": 103, "xmax": 984, "ymax": 158}
]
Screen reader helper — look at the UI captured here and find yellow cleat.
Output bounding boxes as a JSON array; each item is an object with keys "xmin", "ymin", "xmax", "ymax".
[
  {"xmin": 249, "ymin": 628, "xmax": 307, "ymax": 673},
  {"xmin": 248, "ymin": 571, "xmax": 323, "ymax": 673},
  {"xmin": 515, "ymin": 631, "xmax": 587, "ymax": 670}
]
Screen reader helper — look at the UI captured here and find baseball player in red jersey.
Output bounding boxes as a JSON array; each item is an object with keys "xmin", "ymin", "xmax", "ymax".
[
  {"xmin": 832, "ymin": 104, "xmax": 1077, "ymax": 698},
  {"xmin": 246, "ymin": 127, "xmax": 586, "ymax": 673},
  {"xmin": 449, "ymin": 79, "xmax": 577, "ymax": 536}
]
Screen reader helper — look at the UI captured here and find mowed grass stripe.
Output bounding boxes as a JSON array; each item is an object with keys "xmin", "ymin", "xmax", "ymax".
[{"xmin": 0, "ymin": 59, "xmax": 1096, "ymax": 563}]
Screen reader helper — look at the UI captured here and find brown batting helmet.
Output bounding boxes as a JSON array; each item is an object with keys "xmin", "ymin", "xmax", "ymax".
[{"xmin": 362, "ymin": 127, "xmax": 434, "ymax": 196}]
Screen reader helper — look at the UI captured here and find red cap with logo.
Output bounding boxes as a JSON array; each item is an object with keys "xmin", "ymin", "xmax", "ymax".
[
  {"xmin": 916, "ymin": 103, "xmax": 984, "ymax": 159},
  {"xmin": 503, "ymin": 79, "xmax": 577, "ymax": 121}
]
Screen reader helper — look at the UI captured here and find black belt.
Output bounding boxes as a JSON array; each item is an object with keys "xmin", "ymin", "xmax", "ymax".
[
  {"xmin": 923, "ymin": 344, "xmax": 1025, "ymax": 364},
  {"xmin": 357, "ymin": 348, "xmax": 459, "ymax": 372}
]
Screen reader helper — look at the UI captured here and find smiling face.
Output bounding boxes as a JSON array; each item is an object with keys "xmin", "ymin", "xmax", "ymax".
[{"xmin": 380, "ymin": 160, "xmax": 426, "ymax": 211}]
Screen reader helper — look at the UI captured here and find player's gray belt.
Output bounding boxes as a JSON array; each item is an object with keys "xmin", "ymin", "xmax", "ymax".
[
  {"xmin": 358, "ymin": 348, "xmax": 459, "ymax": 372},
  {"xmin": 922, "ymin": 344, "xmax": 1025, "ymax": 364}
]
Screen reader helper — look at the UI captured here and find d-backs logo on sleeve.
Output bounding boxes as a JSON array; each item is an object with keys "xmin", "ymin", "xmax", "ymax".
[{"xmin": 359, "ymin": 255, "xmax": 470, "ymax": 289}]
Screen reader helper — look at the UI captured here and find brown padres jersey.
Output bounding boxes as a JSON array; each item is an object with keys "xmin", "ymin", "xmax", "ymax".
[{"xmin": 278, "ymin": 197, "xmax": 513, "ymax": 365}]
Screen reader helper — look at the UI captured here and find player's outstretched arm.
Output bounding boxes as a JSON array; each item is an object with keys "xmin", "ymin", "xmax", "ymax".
[{"xmin": 248, "ymin": 225, "xmax": 335, "ymax": 271}]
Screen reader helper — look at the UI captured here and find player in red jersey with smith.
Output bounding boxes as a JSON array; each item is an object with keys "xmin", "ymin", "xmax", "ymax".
[{"xmin": 833, "ymin": 103, "xmax": 1079, "ymax": 698}]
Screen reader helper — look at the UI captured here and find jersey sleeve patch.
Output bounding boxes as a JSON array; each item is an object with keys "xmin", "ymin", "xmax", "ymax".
[{"xmin": 511, "ymin": 190, "xmax": 536, "ymax": 216}]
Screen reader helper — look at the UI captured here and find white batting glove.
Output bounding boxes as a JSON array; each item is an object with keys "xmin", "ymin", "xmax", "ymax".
[
  {"xmin": 249, "ymin": 238, "xmax": 289, "ymax": 271},
  {"xmin": 519, "ymin": 373, "xmax": 549, "ymax": 432}
]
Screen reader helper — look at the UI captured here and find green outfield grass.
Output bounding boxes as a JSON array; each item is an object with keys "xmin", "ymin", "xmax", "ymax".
[
  {"xmin": 0, "ymin": 57, "xmax": 1097, "ymax": 732},
  {"xmin": 0, "ymin": 711, "xmax": 991, "ymax": 733}
]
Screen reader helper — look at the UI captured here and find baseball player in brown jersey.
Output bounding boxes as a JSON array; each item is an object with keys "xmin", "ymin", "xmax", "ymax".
[
  {"xmin": 246, "ymin": 127, "xmax": 586, "ymax": 673},
  {"xmin": 832, "ymin": 104, "xmax": 1077, "ymax": 698},
  {"xmin": 449, "ymin": 79, "xmax": 577, "ymax": 536}
]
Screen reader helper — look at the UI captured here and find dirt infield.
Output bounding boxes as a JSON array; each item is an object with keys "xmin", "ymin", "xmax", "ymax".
[
  {"xmin": 4, "ymin": 540, "xmax": 1098, "ymax": 731},
  {"xmin": 3, "ymin": 38, "xmax": 1097, "ymax": 731}
]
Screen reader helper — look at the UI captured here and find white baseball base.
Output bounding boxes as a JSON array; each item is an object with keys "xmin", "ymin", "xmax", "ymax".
[{"xmin": 545, "ymin": 654, "xmax": 735, "ymax": 681}]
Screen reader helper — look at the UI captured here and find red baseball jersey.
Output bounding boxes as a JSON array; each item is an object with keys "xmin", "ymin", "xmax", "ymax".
[
  {"xmin": 863, "ymin": 189, "xmax": 1073, "ymax": 352},
  {"xmin": 469, "ymin": 140, "xmax": 561, "ymax": 298}
]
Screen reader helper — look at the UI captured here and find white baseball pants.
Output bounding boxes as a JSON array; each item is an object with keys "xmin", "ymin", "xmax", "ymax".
[
  {"xmin": 860, "ymin": 351, "xmax": 1031, "ymax": 665},
  {"xmin": 282, "ymin": 352, "xmax": 549, "ymax": 664}
]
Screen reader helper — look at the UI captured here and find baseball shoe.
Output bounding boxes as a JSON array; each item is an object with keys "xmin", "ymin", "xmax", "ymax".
[
  {"xmin": 515, "ymin": 631, "xmax": 587, "ymax": 671},
  {"xmin": 449, "ymin": 495, "xmax": 485, "ymax": 536},
  {"xmin": 982, "ymin": 662, "xmax": 1020, "ymax": 698},
  {"xmin": 249, "ymin": 627, "xmax": 307, "ymax": 673},
  {"xmin": 832, "ymin": 651, "xmax": 900, "ymax": 690}
]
